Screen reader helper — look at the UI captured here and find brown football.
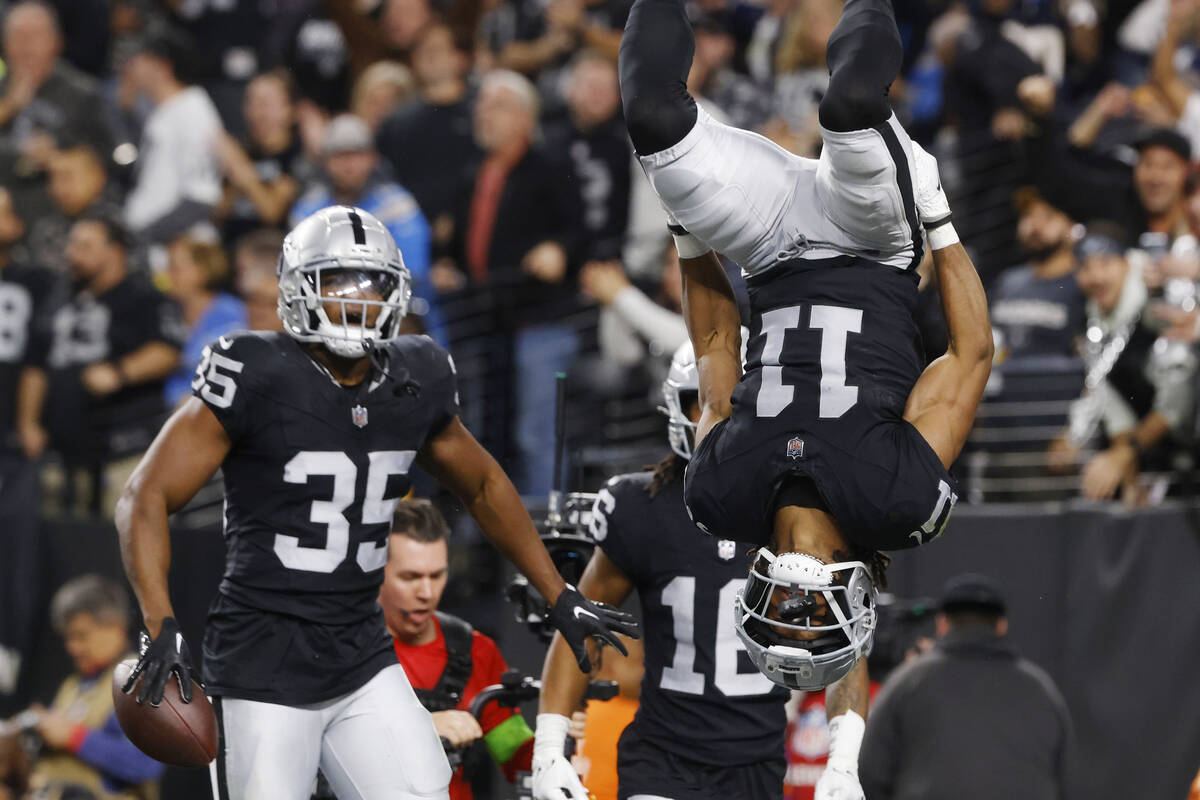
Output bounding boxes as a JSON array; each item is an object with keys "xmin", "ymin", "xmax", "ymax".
[{"xmin": 112, "ymin": 658, "xmax": 217, "ymax": 767}]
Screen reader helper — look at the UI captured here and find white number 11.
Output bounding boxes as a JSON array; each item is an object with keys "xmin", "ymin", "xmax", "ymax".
[{"xmin": 756, "ymin": 304, "xmax": 862, "ymax": 419}]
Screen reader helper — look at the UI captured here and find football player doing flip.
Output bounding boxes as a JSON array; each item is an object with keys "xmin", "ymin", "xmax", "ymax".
[
  {"xmin": 115, "ymin": 206, "xmax": 638, "ymax": 800},
  {"xmin": 619, "ymin": 0, "xmax": 992, "ymax": 796}
]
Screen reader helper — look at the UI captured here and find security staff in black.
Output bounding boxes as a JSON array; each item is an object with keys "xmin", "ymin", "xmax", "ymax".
[
  {"xmin": 115, "ymin": 206, "xmax": 637, "ymax": 800},
  {"xmin": 620, "ymin": 0, "xmax": 994, "ymax": 794},
  {"xmin": 534, "ymin": 344, "xmax": 789, "ymax": 800}
]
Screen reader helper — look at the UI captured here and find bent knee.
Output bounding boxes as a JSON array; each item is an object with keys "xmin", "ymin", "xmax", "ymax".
[
  {"xmin": 818, "ymin": 78, "xmax": 891, "ymax": 132},
  {"xmin": 622, "ymin": 90, "xmax": 697, "ymax": 155}
]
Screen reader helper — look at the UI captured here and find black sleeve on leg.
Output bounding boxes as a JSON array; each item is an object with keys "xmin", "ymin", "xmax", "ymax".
[
  {"xmin": 619, "ymin": 0, "xmax": 699, "ymax": 156},
  {"xmin": 818, "ymin": 0, "xmax": 903, "ymax": 133}
]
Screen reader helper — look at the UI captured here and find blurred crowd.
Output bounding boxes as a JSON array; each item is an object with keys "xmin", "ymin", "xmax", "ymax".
[{"xmin": 1, "ymin": 0, "xmax": 1200, "ymax": 510}]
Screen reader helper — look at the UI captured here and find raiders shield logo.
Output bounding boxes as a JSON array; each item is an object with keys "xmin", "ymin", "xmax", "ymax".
[
  {"xmin": 786, "ymin": 436, "xmax": 804, "ymax": 460},
  {"xmin": 717, "ymin": 539, "xmax": 737, "ymax": 560},
  {"xmin": 351, "ymin": 404, "xmax": 369, "ymax": 428}
]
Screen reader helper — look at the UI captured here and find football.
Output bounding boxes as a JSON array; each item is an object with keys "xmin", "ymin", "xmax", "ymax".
[{"xmin": 112, "ymin": 658, "xmax": 218, "ymax": 767}]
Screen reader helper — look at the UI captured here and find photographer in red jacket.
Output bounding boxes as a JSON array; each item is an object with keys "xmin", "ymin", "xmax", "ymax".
[{"xmin": 379, "ymin": 499, "xmax": 535, "ymax": 799}]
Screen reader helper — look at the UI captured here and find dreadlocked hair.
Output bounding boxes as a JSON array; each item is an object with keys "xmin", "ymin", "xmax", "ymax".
[
  {"xmin": 646, "ymin": 452, "xmax": 687, "ymax": 498},
  {"xmin": 857, "ymin": 547, "xmax": 891, "ymax": 590}
]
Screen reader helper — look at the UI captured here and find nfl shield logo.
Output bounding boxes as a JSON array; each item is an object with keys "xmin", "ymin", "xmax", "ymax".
[
  {"xmin": 786, "ymin": 436, "xmax": 804, "ymax": 460},
  {"xmin": 718, "ymin": 539, "xmax": 736, "ymax": 560},
  {"xmin": 351, "ymin": 405, "xmax": 369, "ymax": 428}
]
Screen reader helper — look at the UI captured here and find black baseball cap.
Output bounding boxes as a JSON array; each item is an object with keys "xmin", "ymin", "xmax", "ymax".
[
  {"xmin": 939, "ymin": 573, "xmax": 1006, "ymax": 615},
  {"xmin": 1134, "ymin": 127, "xmax": 1192, "ymax": 162}
]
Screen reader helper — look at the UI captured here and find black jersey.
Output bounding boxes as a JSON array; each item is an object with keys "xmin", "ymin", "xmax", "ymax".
[
  {"xmin": 192, "ymin": 331, "xmax": 459, "ymax": 703},
  {"xmin": 0, "ymin": 265, "xmax": 54, "ymax": 452},
  {"xmin": 684, "ymin": 257, "xmax": 958, "ymax": 552},
  {"xmin": 591, "ymin": 471, "xmax": 788, "ymax": 769}
]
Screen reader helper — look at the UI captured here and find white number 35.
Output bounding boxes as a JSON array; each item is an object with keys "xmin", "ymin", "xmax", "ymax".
[{"xmin": 192, "ymin": 342, "xmax": 244, "ymax": 409}]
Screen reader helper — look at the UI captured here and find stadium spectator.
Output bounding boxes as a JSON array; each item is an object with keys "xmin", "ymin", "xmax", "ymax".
[
  {"xmin": 379, "ymin": 499, "xmax": 535, "ymax": 800},
  {"xmin": 859, "ymin": 573, "xmax": 1074, "ymax": 800},
  {"xmin": 688, "ymin": 14, "xmax": 773, "ymax": 133},
  {"xmin": 1048, "ymin": 228, "xmax": 1196, "ymax": 502},
  {"xmin": 232, "ymin": 228, "xmax": 284, "ymax": 333},
  {"xmin": 580, "ymin": 250, "xmax": 687, "ymax": 368},
  {"xmin": 448, "ymin": 69, "xmax": 584, "ymax": 493},
  {"xmin": 215, "ymin": 70, "xmax": 304, "ymax": 247},
  {"xmin": 275, "ymin": 3, "xmax": 352, "ymax": 114},
  {"xmin": 121, "ymin": 24, "xmax": 223, "ymax": 252},
  {"xmin": 0, "ymin": 575, "xmax": 163, "ymax": 799},
  {"xmin": 483, "ymin": 0, "xmax": 627, "ymax": 91},
  {"xmin": 351, "ymin": 61, "xmax": 417, "ymax": 134},
  {"xmin": 162, "ymin": 236, "xmax": 247, "ymax": 408},
  {"xmin": 21, "ymin": 215, "xmax": 184, "ymax": 516},
  {"xmin": 768, "ymin": 0, "xmax": 839, "ymax": 156},
  {"xmin": 544, "ymin": 50, "xmax": 631, "ymax": 261},
  {"xmin": 290, "ymin": 113, "xmax": 442, "ymax": 342},
  {"xmin": 0, "ymin": 186, "xmax": 51, "ymax": 711},
  {"xmin": 327, "ymin": 0, "xmax": 436, "ymax": 77},
  {"xmin": 0, "ymin": 1, "xmax": 114, "ymax": 189},
  {"xmin": 1022, "ymin": 75, "xmax": 1193, "ymax": 247},
  {"xmin": 22, "ymin": 144, "xmax": 120, "ymax": 275},
  {"xmin": 377, "ymin": 21, "xmax": 478, "ymax": 253},
  {"xmin": 990, "ymin": 189, "xmax": 1085, "ymax": 361}
]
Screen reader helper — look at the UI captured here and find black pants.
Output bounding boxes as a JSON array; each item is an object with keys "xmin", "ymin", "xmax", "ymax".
[{"xmin": 619, "ymin": 0, "xmax": 903, "ymax": 155}]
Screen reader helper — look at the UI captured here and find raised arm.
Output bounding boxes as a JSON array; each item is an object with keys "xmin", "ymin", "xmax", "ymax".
[
  {"xmin": 534, "ymin": 549, "xmax": 635, "ymax": 800},
  {"xmin": 679, "ymin": 250, "xmax": 743, "ymax": 444},
  {"xmin": 115, "ymin": 397, "xmax": 231, "ymax": 704},
  {"xmin": 417, "ymin": 418, "xmax": 639, "ymax": 670},
  {"xmin": 904, "ymin": 145, "xmax": 994, "ymax": 468}
]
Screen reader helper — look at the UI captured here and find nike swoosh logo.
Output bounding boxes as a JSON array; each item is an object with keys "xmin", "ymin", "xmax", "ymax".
[
  {"xmin": 573, "ymin": 607, "xmax": 598, "ymax": 622},
  {"xmin": 176, "ymin": 633, "xmax": 184, "ymax": 652}
]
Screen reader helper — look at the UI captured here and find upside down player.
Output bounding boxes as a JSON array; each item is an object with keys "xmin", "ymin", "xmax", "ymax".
[
  {"xmin": 115, "ymin": 206, "xmax": 637, "ymax": 800},
  {"xmin": 533, "ymin": 340, "xmax": 790, "ymax": 800},
  {"xmin": 620, "ymin": 0, "xmax": 993, "ymax": 797}
]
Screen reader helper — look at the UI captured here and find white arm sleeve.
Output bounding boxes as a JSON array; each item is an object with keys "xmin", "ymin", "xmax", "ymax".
[{"xmin": 610, "ymin": 286, "xmax": 690, "ymax": 357}]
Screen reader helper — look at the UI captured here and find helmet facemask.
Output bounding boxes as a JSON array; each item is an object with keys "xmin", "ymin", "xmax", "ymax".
[
  {"xmin": 662, "ymin": 383, "xmax": 699, "ymax": 460},
  {"xmin": 735, "ymin": 549, "xmax": 877, "ymax": 690},
  {"xmin": 279, "ymin": 259, "xmax": 411, "ymax": 359},
  {"xmin": 277, "ymin": 206, "xmax": 413, "ymax": 359}
]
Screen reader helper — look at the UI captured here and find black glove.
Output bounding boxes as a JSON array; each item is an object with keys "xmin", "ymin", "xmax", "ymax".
[
  {"xmin": 549, "ymin": 585, "xmax": 640, "ymax": 672},
  {"xmin": 122, "ymin": 617, "xmax": 196, "ymax": 706}
]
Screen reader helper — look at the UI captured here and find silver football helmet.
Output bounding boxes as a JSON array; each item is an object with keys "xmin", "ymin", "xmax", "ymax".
[
  {"xmin": 662, "ymin": 340, "xmax": 700, "ymax": 459},
  {"xmin": 661, "ymin": 328, "xmax": 750, "ymax": 460},
  {"xmin": 277, "ymin": 206, "xmax": 412, "ymax": 359},
  {"xmin": 735, "ymin": 550, "xmax": 877, "ymax": 690}
]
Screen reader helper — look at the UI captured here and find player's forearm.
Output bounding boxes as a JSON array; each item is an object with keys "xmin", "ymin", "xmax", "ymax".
[
  {"xmin": 825, "ymin": 656, "xmax": 869, "ymax": 721},
  {"xmin": 539, "ymin": 632, "xmax": 592, "ymax": 717},
  {"xmin": 115, "ymin": 482, "xmax": 175, "ymax": 637},
  {"xmin": 931, "ymin": 243, "xmax": 994, "ymax": 366},
  {"xmin": 467, "ymin": 463, "xmax": 566, "ymax": 604},
  {"xmin": 680, "ymin": 252, "xmax": 742, "ymax": 412}
]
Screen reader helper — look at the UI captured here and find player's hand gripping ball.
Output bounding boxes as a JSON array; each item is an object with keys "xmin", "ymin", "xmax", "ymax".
[
  {"xmin": 112, "ymin": 617, "xmax": 217, "ymax": 766},
  {"xmin": 549, "ymin": 585, "xmax": 640, "ymax": 672}
]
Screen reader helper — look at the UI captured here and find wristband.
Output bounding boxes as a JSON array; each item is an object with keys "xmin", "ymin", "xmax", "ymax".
[
  {"xmin": 826, "ymin": 710, "xmax": 865, "ymax": 770},
  {"xmin": 926, "ymin": 221, "xmax": 959, "ymax": 251},
  {"xmin": 533, "ymin": 713, "xmax": 571, "ymax": 761},
  {"xmin": 672, "ymin": 231, "xmax": 712, "ymax": 259}
]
